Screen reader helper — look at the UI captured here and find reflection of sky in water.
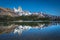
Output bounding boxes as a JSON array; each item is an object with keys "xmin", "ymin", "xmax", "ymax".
[{"xmin": 0, "ymin": 24, "xmax": 60, "ymax": 40}]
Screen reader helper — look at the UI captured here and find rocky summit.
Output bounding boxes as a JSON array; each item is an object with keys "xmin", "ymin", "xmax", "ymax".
[{"xmin": 0, "ymin": 6, "xmax": 60, "ymax": 21}]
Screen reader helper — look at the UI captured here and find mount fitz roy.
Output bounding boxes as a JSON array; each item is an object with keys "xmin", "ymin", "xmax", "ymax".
[
  {"xmin": 0, "ymin": 6, "xmax": 60, "ymax": 21},
  {"xmin": 0, "ymin": 6, "xmax": 59, "ymax": 17}
]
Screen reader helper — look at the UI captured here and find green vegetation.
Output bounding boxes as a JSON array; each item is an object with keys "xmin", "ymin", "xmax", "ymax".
[
  {"xmin": 12, "ymin": 15, "xmax": 50, "ymax": 21},
  {"xmin": 0, "ymin": 15, "xmax": 60, "ymax": 22}
]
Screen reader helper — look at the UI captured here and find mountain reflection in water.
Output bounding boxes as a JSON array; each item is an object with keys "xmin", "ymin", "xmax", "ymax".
[{"xmin": 0, "ymin": 22, "xmax": 60, "ymax": 40}]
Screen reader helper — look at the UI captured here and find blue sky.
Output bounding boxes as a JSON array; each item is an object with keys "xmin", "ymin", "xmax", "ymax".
[{"xmin": 0, "ymin": 0, "xmax": 60, "ymax": 16}]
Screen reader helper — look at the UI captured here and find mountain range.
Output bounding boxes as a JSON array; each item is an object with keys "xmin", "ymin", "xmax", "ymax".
[{"xmin": 0, "ymin": 6, "xmax": 60, "ymax": 21}]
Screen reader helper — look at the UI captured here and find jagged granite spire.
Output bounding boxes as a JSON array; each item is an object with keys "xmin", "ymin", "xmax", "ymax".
[{"xmin": 14, "ymin": 6, "xmax": 22, "ymax": 12}]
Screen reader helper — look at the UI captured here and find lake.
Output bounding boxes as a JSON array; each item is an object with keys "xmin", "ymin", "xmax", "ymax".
[{"xmin": 0, "ymin": 22, "xmax": 60, "ymax": 40}]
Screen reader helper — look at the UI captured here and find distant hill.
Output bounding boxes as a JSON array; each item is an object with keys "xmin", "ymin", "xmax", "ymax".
[{"xmin": 0, "ymin": 7, "xmax": 19, "ymax": 17}]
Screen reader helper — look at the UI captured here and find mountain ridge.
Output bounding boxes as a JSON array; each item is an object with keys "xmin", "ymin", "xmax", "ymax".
[{"xmin": 0, "ymin": 7, "xmax": 60, "ymax": 21}]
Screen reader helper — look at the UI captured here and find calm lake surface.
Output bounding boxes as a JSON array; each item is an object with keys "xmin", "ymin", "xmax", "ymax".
[{"xmin": 0, "ymin": 22, "xmax": 60, "ymax": 40}]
